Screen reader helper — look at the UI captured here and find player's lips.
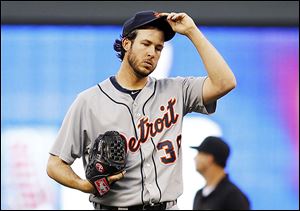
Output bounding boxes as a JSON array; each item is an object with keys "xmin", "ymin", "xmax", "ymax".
[{"xmin": 143, "ymin": 60, "xmax": 153, "ymax": 67}]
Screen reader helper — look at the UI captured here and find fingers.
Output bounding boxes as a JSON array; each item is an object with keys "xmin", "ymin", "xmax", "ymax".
[
  {"xmin": 155, "ymin": 12, "xmax": 169, "ymax": 17},
  {"xmin": 107, "ymin": 170, "xmax": 126, "ymax": 184},
  {"xmin": 170, "ymin": 13, "xmax": 186, "ymax": 21},
  {"xmin": 156, "ymin": 12, "xmax": 186, "ymax": 21}
]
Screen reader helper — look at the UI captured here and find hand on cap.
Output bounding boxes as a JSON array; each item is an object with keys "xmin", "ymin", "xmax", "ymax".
[{"xmin": 155, "ymin": 12, "xmax": 197, "ymax": 35}]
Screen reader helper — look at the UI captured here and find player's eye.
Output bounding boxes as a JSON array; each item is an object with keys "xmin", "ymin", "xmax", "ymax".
[{"xmin": 156, "ymin": 47, "xmax": 163, "ymax": 52}]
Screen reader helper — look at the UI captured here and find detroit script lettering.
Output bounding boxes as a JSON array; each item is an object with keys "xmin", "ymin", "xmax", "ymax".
[{"xmin": 128, "ymin": 98, "xmax": 179, "ymax": 152}]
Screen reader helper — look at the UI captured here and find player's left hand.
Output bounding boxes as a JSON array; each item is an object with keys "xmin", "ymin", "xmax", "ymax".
[
  {"xmin": 156, "ymin": 12, "xmax": 197, "ymax": 36},
  {"xmin": 107, "ymin": 170, "xmax": 126, "ymax": 184}
]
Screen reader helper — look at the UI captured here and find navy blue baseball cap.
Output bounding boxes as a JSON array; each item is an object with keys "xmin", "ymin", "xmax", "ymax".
[
  {"xmin": 122, "ymin": 10, "xmax": 175, "ymax": 41},
  {"xmin": 191, "ymin": 136, "xmax": 230, "ymax": 167}
]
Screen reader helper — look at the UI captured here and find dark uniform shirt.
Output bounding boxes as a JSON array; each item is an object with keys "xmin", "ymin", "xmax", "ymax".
[{"xmin": 193, "ymin": 175, "xmax": 250, "ymax": 210}]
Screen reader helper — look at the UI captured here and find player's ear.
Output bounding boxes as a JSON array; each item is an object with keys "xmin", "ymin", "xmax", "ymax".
[
  {"xmin": 122, "ymin": 38, "xmax": 131, "ymax": 52},
  {"xmin": 207, "ymin": 154, "xmax": 214, "ymax": 165}
]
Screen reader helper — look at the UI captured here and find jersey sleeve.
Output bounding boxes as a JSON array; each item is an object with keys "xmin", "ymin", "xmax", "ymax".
[
  {"xmin": 49, "ymin": 94, "xmax": 87, "ymax": 164},
  {"xmin": 181, "ymin": 76, "xmax": 217, "ymax": 115}
]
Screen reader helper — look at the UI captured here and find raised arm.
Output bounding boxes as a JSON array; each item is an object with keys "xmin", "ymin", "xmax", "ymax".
[{"xmin": 158, "ymin": 12, "xmax": 237, "ymax": 105}]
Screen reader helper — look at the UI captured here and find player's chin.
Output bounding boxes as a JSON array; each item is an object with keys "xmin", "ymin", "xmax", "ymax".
[
  {"xmin": 145, "ymin": 70, "xmax": 155, "ymax": 77},
  {"xmin": 134, "ymin": 69, "xmax": 152, "ymax": 78},
  {"xmin": 139, "ymin": 66, "xmax": 155, "ymax": 76}
]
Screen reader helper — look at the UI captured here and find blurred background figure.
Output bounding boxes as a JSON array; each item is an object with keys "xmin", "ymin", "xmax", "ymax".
[{"xmin": 191, "ymin": 136, "xmax": 250, "ymax": 210}]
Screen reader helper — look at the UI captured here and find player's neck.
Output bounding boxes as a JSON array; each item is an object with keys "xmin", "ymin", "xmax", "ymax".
[
  {"xmin": 204, "ymin": 166, "xmax": 226, "ymax": 187},
  {"xmin": 116, "ymin": 63, "xmax": 148, "ymax": 90}
]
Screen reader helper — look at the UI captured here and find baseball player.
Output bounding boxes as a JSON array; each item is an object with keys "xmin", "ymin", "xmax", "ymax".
[{"xmin": 47, "ymin": 11, "xmax": 236, "ymax": 210}]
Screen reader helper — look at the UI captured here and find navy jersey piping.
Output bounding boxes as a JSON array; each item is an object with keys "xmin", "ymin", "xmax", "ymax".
[
  {"xmin": 141, "ymin": 79, "xmax": 162, "ymax": 203},
  {"xmin": 97, "ymin": 84, "xmax": 145, "ymax": 205},
  {"xmin": 110, "ymin": 76, "xmax": 141, "ymax": 100}
]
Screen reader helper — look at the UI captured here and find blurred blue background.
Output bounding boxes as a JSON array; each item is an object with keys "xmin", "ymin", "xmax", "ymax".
[{"xmin": 1, "ymin": 25, "xmax": 299, "ymax": 210}]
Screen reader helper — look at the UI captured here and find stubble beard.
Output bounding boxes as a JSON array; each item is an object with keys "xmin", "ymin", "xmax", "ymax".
[{"xmin": 127, "ymin": 50, "xmax": 155, "ymax": 79}]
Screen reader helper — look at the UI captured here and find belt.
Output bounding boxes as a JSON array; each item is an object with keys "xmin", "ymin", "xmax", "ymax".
[{"xmin": 93, "ymin": 200, "xmax": 177, "ymax": 210}]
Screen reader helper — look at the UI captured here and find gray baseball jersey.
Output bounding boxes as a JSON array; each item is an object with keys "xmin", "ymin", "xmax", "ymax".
[{"xmin": 50, "ymin": 76, "xmax": 216, "ymax": 207}]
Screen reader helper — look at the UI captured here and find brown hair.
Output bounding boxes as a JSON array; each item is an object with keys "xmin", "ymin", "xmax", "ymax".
[
  {"xmin": 113, "ymin": 30, "xmax": 138, "ymax": 61},
  {"xmin": 113, "ymin": 25, "xmax": 165, "ymax": 61}
]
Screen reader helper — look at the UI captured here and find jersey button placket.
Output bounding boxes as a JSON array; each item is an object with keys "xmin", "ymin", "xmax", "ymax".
[
  {"xmin": 145, "ymin": 183, "xmax": 157, "ymax": 203},
  {"xmin": 143, "ymin": 159, "xmax": 158, "ymax": 203},
  {"xmin": 132, "ymin": 102, "xmax": 141, "ymax": 119}
]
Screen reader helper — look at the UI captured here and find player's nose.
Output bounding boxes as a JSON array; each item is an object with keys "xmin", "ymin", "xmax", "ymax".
[{"xmin": 146, "ymin": 46, "xmax": 156, "ymax": 57}]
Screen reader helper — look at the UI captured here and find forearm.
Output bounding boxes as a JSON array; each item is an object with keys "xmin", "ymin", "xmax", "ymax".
[
  {"xmin": 186, "ymin": 27, "xmax": 236, "ymax": 89},
  {"xmin": 46, "ymin": 155, "xmax": 92, "ymax": 193}
]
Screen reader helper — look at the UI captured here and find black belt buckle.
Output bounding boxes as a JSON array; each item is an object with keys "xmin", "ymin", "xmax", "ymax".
[{"xmin": 142, "ymin": 202, "xmax": 166, "ymax": 210}]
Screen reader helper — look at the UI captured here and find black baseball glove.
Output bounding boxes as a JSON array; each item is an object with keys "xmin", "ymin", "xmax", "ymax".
[{"xmin": 85, "ymin": 131, "xmax": 127, "ymax": 196}]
